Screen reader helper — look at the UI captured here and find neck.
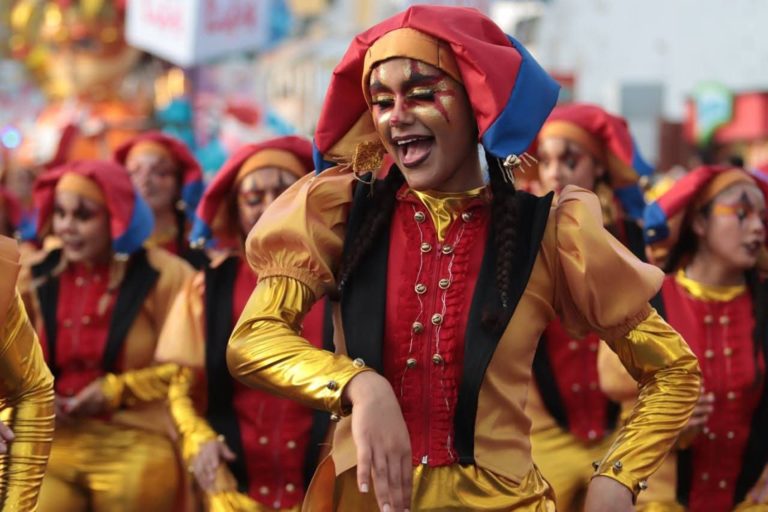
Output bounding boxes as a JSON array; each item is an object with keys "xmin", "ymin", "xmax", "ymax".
[
  {"xmin": 153, "ymin": 207, "xmax": 178, "ymax": 232},
  {"xmin": 686, "ymin": 250, "xmax": 745, "ymax": 287},
  {"xmin": 434, "ymin": 150, "xmax": 485, "ymax": 192}
]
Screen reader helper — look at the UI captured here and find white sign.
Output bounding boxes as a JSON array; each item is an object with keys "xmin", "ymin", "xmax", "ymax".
[{"xmin": 126, "ymin": 0, "xmax": 271, "ymax": 67}]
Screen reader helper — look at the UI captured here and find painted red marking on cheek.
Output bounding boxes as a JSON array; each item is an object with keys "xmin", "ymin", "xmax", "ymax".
[{"xmin": 433, "ymin": 89, "xmax": 456, "ymax": 122}]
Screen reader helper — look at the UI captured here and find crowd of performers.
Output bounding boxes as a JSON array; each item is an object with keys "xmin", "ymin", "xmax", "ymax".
[{"xmin": 0, "ymin": 5, "xmax": 767, "ymax": 512}]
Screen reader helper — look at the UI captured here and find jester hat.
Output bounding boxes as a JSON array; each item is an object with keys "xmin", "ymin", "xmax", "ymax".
[
  {"xmin": 33, "ymin": 160, "xmax": 154, "ymax": 255},
  {"xmin": 644, "ymin": 165, "xmax": 768, "ymax": 267},
  {"xmin": 114, "ymin": 131, "xmax": 204, "ymax": 220},
  {"xmin": 538, "ymin": 103, "xmax": 654, "ymax": 220},
  {"xmin": 312, "ymin": 5, "xmax": 560, "ymax": 173},
  {"xmin": 190, "ymin": 136, "xmax": 314, "ymax": 248}
]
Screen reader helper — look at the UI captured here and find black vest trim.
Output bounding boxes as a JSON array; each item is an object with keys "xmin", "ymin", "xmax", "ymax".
[
  {"xmin": 203, "ymin": 256, "xmax": 249, "ymax": 493},
  {"xmin": 31, "ymin": 250, "xmax": 63, "ymax": 377},
  {"xmin": 102, "ymin": 249, "xmax": 160, "ymax": 372},
  {"xmin": 531, "ymin": 335, "xmax": 570, "ymax": 430},
  {"xmin": 340, "ymin": 175, "xmax": 391, "ymax": 373},
  {"xmin": 453, "ymin": 191, "xmax": 553, "ymax": 463},
  {"xmin": 734, "ymin": 279, "xmax": 768, "ymax": 503},
  {"xmin": 622, "ymin": 218, "xmax": 647, "ymax": 262}
]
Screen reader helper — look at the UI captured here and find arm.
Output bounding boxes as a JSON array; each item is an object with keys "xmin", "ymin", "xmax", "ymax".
[
  {"xmin": 591, "ymin": 309, "xmax": 700, "ymax": 496},
  {"xmin": 227, "ymin": 276, "xmax": 370, "ymax": 415},
  {"xmin": 0, "ymin": 291, "xmax": 55, "ymax": 511}
]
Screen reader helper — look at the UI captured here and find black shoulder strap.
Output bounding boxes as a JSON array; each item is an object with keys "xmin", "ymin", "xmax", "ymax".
[
  {"xmin": 454, "ymin": 191, "xmax": 554, "ymax": 463},
  {"xmin": 202, "ymin": 256, "xmax": 249, "ymax": 493},
  {"xmin": 649, "ymin": 290, "xmax": 667, "ymax": 320},
  {"xmin": 340, "ymin": 175, "xmax": 391, "ymax": 372},
  {"xmin": 303, "ymin": 298, "xmax": 335, "ymax": 489},
  {"xmin": 102, "ymin": 249, "xmax": 160, "ymax": 372},
  {"xmin": 31, "ymin": 250, "xmax": 63, "ymax": 377},
  {"xmin": 531, "ymin": 333, "xmax": 570, "ymax": 430},
  {"xmin": 734, "ymin": 278, "xmax": 768, "ymax": 503}
]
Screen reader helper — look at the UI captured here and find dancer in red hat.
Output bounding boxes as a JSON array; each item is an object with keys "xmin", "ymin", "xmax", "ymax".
[
  {"xmin": 227, "ymin": 6, "xmax": 700, "ymax": 511},
  {"xmin": 150, "ymin": 136, "xmax": 331, "ymax": 511},
  {"xmin": 600, "ymin": 166, "xmax": 768, "ymax": 512},
  {"xmin": 114, "ymin": 131, "xmax": 207, "ymax": 267},
  {"xmin": 528, "ymin": 103, "xmax": 651, "ymax": 510},
  {"xmin": 24, "ymin": 160, "xmax": 193, "ymax": 511},
  {"xmin": 0, "ymin": 235, "xmax": 54, "ymax": 510}
]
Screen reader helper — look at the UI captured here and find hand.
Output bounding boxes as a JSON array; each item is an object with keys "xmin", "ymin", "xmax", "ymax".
[
  {"xmin": 0, "ymin": 419, "xmax": 15, "ymax": 454},
  {"xmin": 54, "ymin": 394, "xmax": 75, "ymax": 425},
  {"xmin": 66, "ymin": 379, "xmax": 109, "ymax": 418},
  {"xmin": 682, "ymin": 390, "xmax": 715, "ymax": 437},
  {"xmin": 344, "ymin": 372, "xmax": 412, "ymax": 512},
  {"xmin": 748, "ymin": 463, "xmax": 768, "ymax": 504},
  {"xmin": 584, "ymin": 476, "xmax": 634, "ymax": 512},
  {"xmin": 191, "ymin": 438, "xmax": 236, "ymax": 492}
]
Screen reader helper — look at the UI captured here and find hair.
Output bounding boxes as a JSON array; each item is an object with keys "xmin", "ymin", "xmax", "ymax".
[{"xmin": 336, "ymin": 153, "xmax": 520, "ymax": 335}]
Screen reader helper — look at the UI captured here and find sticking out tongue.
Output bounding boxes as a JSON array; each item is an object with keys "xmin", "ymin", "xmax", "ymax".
[{"xmin": 401, "ymin": 138, "xmax": 433, "ymax": 167}]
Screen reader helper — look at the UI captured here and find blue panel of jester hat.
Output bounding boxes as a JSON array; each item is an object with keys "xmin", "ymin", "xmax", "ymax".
[
  {"xmin": 642, "ymin": 201, "xmax": 670, "ymax": 244},
  {"xmin": 481, "ymin": 35, "xmax": 560, "ymax": 160},
  {"xmin": 113, "ymin": 191, "xmax": 155, "ymax": 255}
]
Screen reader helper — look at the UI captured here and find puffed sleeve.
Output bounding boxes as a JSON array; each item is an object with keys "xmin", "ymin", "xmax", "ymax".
[
  {"xmin": 244, "ymin": 167, "xmax": 357, "ymax": 298},
  {"xmin": 229, "ymin": 168, "xmax": 371, "ymax": 414},
  {"xmin": 553, "ymin": 186, "xmax": 663, "ymax": 340},
  {"xmin": 550, "ymin": 187, "xmax": 701, "ymax": 497}
]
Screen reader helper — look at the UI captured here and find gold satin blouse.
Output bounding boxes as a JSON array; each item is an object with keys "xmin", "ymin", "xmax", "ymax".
[
  {"xmin": 228, "ymin": 167, "xmax": 701, "ymax": 508},
  {"xmin": 0, "ymin": 236, "xmax": 55, "ymax": 511}
]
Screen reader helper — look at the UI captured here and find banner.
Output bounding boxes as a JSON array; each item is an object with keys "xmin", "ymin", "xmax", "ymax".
[
  {"xmin": 692, "ymin": 82, "xmax": 734, "ymax": 146},
  {"xmin": 126, "ymin": 0, "xmax": 272, "ymax": 67}
]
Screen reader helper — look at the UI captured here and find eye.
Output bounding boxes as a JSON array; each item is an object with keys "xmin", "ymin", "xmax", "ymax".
[
  {"xmin": 53, "ymin": 206, "xmax": 65, "ymax": 218},
  {"xmin": 735, "ymin": 207, "xmax": 749, "ymax": 221},
  {"xmin": 565, "ymin": 157, "xmax": 578, "ymax": 169},
  {"xmin": 407, "ymin": 89, "xmax": 435, "ymax": 101},
  {"xmin": 371, "ymin": 97, "xmax": 394, "ymax": 109}
]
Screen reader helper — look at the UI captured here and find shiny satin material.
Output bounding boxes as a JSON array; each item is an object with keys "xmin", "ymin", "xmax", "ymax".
[
  {"xmin": 411, "ymin": 186, "xmax": 487, "ymax": 242},
  {"xmin": 238, "ymin": 167, "xmax": 701, "ymax": 505},
  {"xmin": 332, "ymin": 463, "xmax": 555, "ymax": 511},
  {"xmin": 0, "ymin": 291, "xmax": 55, "ymax": 511},
  {"xmin": 37, "ymin": 420, "xmax": 180, "ymax": 512},
  {"xmin": 228, "ymin": 276, "xmax": 371, "ymax": 416},
  {"xmin": 530, "ymin": 424, "xmax": 615, "ymax": 511},
  {"xmin": 675, "ymin": 268, "xmax": 747, "ymax": 302}
]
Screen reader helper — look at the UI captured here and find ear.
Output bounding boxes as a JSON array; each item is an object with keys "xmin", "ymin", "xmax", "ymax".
[{"xmin": 691, "ymin": 212, "xmax": 708, "ymax": 238}]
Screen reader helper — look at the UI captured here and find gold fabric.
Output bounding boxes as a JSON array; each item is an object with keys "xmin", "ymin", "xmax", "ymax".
[
  {"xmin": 327, "ymin": 460, "xmax": 556, "ymax": 511},
  {"xmin": 207, "ymin": 491, "xmax": 301, "ymax": 512},
  {"xmin": 237, "ymin": 149, "xmax": 308, "ymax": 183},
  {"xmin": 37, "ymin": 420, "xmax": 180, "ymax": 512},
  {"xmin": 694, "ymin": 168, "xmax": 756, "ymax": 210},
  {"xmin": 126, "ymin": 140, "xmax": 173, "ymax": 166},
  {"xmin": 0, "ymin": 238, "xmax": 55, "ymax": 511},
  {"xmin": 674, "ymin": 268, "xmax": 747, "ymax": 302},
  {"xmin": 530, "ymin": 425, "xmax": 614, "ymax": 511},
  {"xmin": 237, "ymin": 167, "xmax": 700, "ymax": 505},
  {"xmin": 55, "ymin": 173, "xmax": 106, "ymax": 206},
  {"xmin": 228, "ymin": 277, "xmax": 371, "ymax": 416},
  {"xmin": 411, "ymin": 186, "xmax": 487, "ymax": 242}
]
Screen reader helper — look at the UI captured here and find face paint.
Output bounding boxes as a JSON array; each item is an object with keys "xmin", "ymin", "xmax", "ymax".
[
  {"xmin": 235, "ymin": 167, "xmax": 298, "ymax": 237},
  {"xmin": 53, "ymin": 191, "xmax": 112, "ymax": 264},
  {"xmin": 697, "ymin": 182, "xmax": 767, "ymax": 272},
  {"xmin": 369, "ymin": 58, "xmax": 482, "ymax": 192},
  {"xmin": 537, "ymin": 137, "xmax": 603, "ymax": 195}
]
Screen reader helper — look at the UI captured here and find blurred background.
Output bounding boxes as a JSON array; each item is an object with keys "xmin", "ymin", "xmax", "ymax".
[{"xmin": 1, "ymin": 0, "xmax": 767, "ymax": 198}]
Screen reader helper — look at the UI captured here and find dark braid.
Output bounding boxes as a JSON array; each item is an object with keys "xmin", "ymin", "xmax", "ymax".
[
  {"xmin": 481, "ymin": 154, "xmax": 520, "ymax": 334},
  {"xmin": 336, "ymin": 168, "xmax": 405, "ymax": 297}
]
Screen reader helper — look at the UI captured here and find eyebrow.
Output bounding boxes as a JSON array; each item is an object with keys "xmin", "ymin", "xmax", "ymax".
[{"xmin": 369, "ymin": 72, "xmax": 444, "ymax": 94}]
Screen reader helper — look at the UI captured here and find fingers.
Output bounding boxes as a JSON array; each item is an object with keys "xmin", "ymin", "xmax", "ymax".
[
  {"xmin": 401, "ymin": 454, "xmax": 413, "ymax": 512},
  {"xmin": 0, "ymin": 420, "xmax": 15, "ymax": 443},
  {"xmin": 386, "ymin": 453, "xmax": 405, "ymax": 512},
  {"xmin": 356, "ymin": 443, "xmax": 372, "ymax": 495},
  {"xmin": 372, "ymin": 450, "xmax": 392, "ymax": 512},
  {"xmin": 218, "ymin": 441, "xmax": 237, "ymax": 462},
  {"xmin": 193, "ymin": 450, "xmax": 218, "ymax": 491}
]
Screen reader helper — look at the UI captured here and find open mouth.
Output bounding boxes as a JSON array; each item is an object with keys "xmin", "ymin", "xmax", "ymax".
[
  {"xmin": 743, "ymin": 241, "xmax": 762, "ymax": 255},
  {"xmin": 394, "ymin": 135, "xmax": 434, "ymax": 168}
]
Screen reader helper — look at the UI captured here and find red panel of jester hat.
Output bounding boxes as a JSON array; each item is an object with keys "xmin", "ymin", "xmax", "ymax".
[
  {"xmin": 312, "ymin": 5, "xmax": 560, "ymax": 174},
  {"xmin": 190, "ymin": 136, "xmax": 314, "ymax": 248},
  {"xmin": 33, "ymin": 160, "xmax": 153, "ymax": 255}
]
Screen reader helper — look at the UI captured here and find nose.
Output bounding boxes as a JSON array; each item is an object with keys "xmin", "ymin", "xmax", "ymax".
[
  {"xmin": 747, "ymin": 211, "xmax": 766, "ymax": 238},
  {"xmin": 540, "ymin": 161, "xmax": 566, "ymax": 190},
  {"xmin": 389, "ymin": 96, "xmax": 413, "ymax": 127}
]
